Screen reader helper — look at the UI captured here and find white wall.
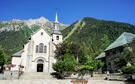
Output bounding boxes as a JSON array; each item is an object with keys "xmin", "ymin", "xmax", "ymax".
[
  {"xmin": 32, "ymin": 29, "xmax": 52, "ymax": 61},
  {"xmin": 11, "ymin": 57, "xmax": 21, "ymax": 71},
  {"xmin": 11, "ymin": 28, "xmax": 63, "ymax": 73},
  {"xmin": 52, "ymin": 34, "xmax": 63, "ymax": 45}
]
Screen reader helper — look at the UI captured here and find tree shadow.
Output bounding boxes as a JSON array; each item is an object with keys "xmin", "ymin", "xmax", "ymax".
[{"xmin": 124, "ymin": 80, "xmax": 135, "ymax": 84}]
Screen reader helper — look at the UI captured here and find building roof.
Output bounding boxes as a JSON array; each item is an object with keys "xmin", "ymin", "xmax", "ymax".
[
  {"xmin": 12, "ymin": 49, "xmax": 24, "ymax": 57},
  {"xmin": 95, "ymin": 52, "xmax": 105, "ymax": 59},
  {"xmin": 105, "ymin": 32, "xmax": 135, "ymax": 51}
]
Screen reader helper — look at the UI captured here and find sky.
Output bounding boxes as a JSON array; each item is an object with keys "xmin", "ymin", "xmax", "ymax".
[{"xmin": 0, "ymin": 0, "xmax": 135, "ymax": 25}]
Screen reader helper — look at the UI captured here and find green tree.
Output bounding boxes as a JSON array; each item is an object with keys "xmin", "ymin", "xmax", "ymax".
[
  {"xmin": 114, "ymin": 43, "xmax": 135, "ymax": 70},
  {"xmin": 114, "ymin": 57, "xmax": 126, "ymax": 69},
  {"xmin": 121, "ymin": 45, "xmax": 134, "ymax": 65},
  {"xmin": 54, "ymin": 43, "xmax": 79, "ymax": 61},
  {"xmin": 54, "ymin": 43, "xmax": 67, "ymax": 61},
  {"xmin": 78, "ymin": 49, "xmax": 87, "ymax": 64},
  {"xmin": 129, "ymin": 39, "xmax": 135, "ymax": 65},
  {"xmin": 0, "ymin": 46, "xmax": 7, "ymax": 65},
  {"xmin": 0, "ymin": 46, "xmax": 7, "ymax": 73},
  {"xmin": 53, "ymin": 61, "xmax": 64, "ymax": 73},
  {"xmin": 53, "ymin": 48, "xmax": 78, "ymax": 75},
  {"xmin": 63, "ymin": 48, "xmax": 78, "ymax": 72},
  {"xmin": 84, "ymin": 56, "xmax": 104, "ymax": 71}
]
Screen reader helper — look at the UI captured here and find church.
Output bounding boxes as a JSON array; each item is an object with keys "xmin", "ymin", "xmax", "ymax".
[{"xmin": 11, "ymin": 12, "xmax": 63, "ymax": 73}]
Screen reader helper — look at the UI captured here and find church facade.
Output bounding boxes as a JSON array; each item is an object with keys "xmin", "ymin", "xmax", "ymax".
[{"xmin": 11, "ymin": 13, "xmax": 63, "ymax": 72}]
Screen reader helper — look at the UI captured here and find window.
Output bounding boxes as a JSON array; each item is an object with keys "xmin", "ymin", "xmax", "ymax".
[
  {"xmin": 29, "ymin": 37, "xmax": 31, "ymax": 40},
  {"xmin": 41, "ymin": 32, "xmax": 43, "ymax": 35},
  {"xmin": 36, "ymin": 45, "xmax": 38, "ymax": 53},
  {"xmin": 56, "ymin": 36, "xmax": 59, "ymax": 40},
  {"xmin": 44, "ymin": 46, "xmax": 47, "ymax": 53},
  {"xmin": 39, "ymin": 43, "xmax": 44, "ymax": 53},
  {"xmin": 36, "ymin": 43, "xmax": 47, "ymax": 53}
]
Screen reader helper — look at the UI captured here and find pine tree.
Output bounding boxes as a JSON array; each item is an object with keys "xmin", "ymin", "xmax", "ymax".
[{"xmin": 0, "ymin": 46, "xmax": 7, "ymax": 73}]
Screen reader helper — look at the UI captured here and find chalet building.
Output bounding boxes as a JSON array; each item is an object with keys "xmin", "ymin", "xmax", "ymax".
[{"xmin": 96, "ymin": 32, "xmax": 135, "ymax": 73}]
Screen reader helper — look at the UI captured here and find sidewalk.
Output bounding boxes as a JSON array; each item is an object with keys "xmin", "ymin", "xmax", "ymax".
[
  {"xmin": 0, "ymin": 80, "xmax": 127, "ymax": 84},
  {"xmin": 0, "ymin": 74, "xmax": 3, "ymax": 80}
]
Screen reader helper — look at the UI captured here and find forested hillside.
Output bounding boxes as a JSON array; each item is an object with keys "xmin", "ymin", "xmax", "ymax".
[
  {"xmin": 62, "ymin": 17, "xmax": 135, "ymax": 58},
  {"xmin": 1, "ymin": 17, "xmax": 135, "ymax": 63},
  {"xmin": 0, "ymin": 17, "xmax": 68, "ymax": 63}
]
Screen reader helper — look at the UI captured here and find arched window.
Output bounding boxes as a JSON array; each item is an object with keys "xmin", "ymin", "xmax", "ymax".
[
  {"xmin": 39, "ymin": 43, "xmax": 44, "ymax": 53},
  {"xmin": 56, "ymin": 36, "xmax": 59, "ymax": 40},
  {"xmin": 36, "ymin": 45, "xmax": 38, "ymax": 53},
  {"xmin": 36, "ymin": 43, "xmax": 47, "ymax": 53},
  {"xmin": 44, "ymin": 46, "xmax": 47, "ymax": 53},
  {"xmin": 37, "ymin": 59, "xmax": 44, "ymax": 64}
]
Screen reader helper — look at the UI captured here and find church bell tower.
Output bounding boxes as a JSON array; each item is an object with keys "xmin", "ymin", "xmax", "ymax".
[{"xmin": 52, "ymin": 11, "xmax": 63, "ymax": 44}]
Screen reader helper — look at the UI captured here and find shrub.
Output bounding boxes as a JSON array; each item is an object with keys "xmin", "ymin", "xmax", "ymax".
[
  {"xmin": 121, "ymin": 66, "xmax": 135, "ymax": 74},
  {"xmin": 84, "ymin": 56, "xmax": 104, "ymax": 71},
  {"xmin": 79, "ymin": 65, "xmax": 93, "ymax": 71},
  {"xmin": 53, "ymin": 61, "xmax": 64, "ymax": 73}
]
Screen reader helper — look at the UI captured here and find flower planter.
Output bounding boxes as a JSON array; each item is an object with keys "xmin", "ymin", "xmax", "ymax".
[
  {"xmin": 4, "ymin": 64, "xmax": 16, "ymax": 71},
  {"xmin": 71, "ymin": 80, "xmax": 88, "ymax": 84},
  {"xmin": 18, "ymin": 65, "xmax": 24, "ymax": 68},
  {"xmin": 10, "ymin": 64, "xmax": 16, "ymax": 67}
]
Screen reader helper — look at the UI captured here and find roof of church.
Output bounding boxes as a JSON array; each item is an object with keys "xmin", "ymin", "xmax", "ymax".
[
  {"xmin": 105, "ymin": 32, "xmax": 135, "ymax": 51},
  {"xmin": 32, "ymin": 28, "xmax": 52, "ymax": 36},
  {"xmin": 12, "ymin": 49, "xmax": 24, "ymax": 57},
  {"xmin": 95, "ymin": 52, "xmax": 105, "ymax": 59}
]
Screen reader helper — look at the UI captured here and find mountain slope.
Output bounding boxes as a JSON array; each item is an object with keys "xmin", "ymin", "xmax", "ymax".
[
  {"xmin": 0, "ymin": 17, "xmax": 68, "ymax": 63},
  {"xmin": 62, "ymin": 17, "xmax": 135, "ymax": 57}
]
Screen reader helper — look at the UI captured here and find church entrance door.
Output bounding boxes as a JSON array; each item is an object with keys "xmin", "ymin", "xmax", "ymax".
[
  {"xmin": 37, "ymin": 64, "xmax": 43, "ymax": 72},
  {"xmin": 37, "ymin": 59, "xmax": 44, "ymax": 72}
]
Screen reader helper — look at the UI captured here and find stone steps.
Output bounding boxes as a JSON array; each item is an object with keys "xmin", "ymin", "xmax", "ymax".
[
  {"xmin": 93, "ymin": 74, "xmax": 107, "ymax": 77},
  {"xmin": 89, "ymin": 77, "xmax": 106, "ymax": 80},
  {"xmin": 19, "ymin": 72, "xmax": 56, "ymax": 80},
  {"xmin": 89, "ymin": 74, "xmax": 107, "ymax": 80},
  {"xmin": 22, "ymin": 72, "xmax": 50, "ymax": 75}
]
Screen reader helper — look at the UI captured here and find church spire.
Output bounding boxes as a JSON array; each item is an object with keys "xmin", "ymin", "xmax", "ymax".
[
  {"xmin": 55, "ymin": 11, "xmax": 59, "ymax": 23},
  {"xmin": 53, "ymin": 11, "xmax": 61, "ymax": 34},
  {"xmin": 54, "ymin": 11, "xmax": 59, "ymax": 31}
]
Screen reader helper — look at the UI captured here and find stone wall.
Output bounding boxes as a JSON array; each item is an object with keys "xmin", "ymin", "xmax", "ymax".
[
  {"xmin": 3, "ymin": 70, "xmax": 23, "ymax": 80},
  {"xmin": 105, "ymin": 46, "xmax": 123, "ymax": 73}
]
